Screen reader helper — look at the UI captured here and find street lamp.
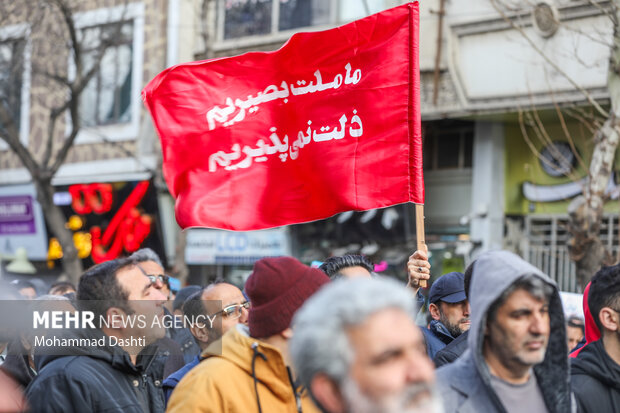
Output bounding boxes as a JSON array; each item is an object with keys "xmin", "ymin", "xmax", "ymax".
[{"xmin": 0, "ymin": 247, "xmax": 36, "ymax": 279}]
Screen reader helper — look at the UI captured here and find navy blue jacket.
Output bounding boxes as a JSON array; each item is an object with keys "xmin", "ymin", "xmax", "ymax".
[{"xmin": 162, "ymin": 355, "xmax": 201, "ymax": 405}]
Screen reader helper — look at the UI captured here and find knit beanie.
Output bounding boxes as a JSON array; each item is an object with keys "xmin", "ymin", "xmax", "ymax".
[{"xmin": 245, "ymin": 256, "xmax": 330, "ymax": 338}]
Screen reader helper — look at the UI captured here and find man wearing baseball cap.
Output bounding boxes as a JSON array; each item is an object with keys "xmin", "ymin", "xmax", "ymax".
[
  {"xmin": 167, "ymin": 256, "xmax": 329, "ymax": 413},
  {"xmin": 424, "ymin": 272, "xmax": 471, "ymax": 359}
]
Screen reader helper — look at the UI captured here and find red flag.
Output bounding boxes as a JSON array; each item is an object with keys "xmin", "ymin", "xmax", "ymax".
[{"xmin": 142, "ymin": 2, "xmax": 423, "ymax": 231}]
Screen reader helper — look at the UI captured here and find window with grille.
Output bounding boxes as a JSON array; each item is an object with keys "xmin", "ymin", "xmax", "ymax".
[{"xmin": 524, "ymin": 215, "xmax": 620, "ymax": 293}]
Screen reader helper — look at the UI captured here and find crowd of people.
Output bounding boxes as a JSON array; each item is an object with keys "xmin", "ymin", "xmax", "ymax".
[{"xmin": 0, "ymin": 246, "xmax": 619, "ymax": 412}]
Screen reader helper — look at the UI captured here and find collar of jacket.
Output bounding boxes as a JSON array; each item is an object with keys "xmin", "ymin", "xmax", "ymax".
[
  {"xmin": 572, "ymin": 339, "xmax": 620, "ymax": 390},
  {"xmin": 201, "ymin": 324, "xmax": 303, "ymax": 403},
  {"xmin": 429, "ymin": 319, "xmax": 455, "ymax": 345}
]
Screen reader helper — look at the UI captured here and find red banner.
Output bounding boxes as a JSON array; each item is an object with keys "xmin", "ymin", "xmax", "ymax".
[{"xmin": 142, "ymin": 3, "xmax": 423, "ymax": 231}]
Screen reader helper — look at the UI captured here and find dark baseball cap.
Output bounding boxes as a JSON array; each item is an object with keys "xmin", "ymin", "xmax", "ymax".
[
  {"xmin": 429, "ymin": 272, "xmax": 466, "ymax": 304},
  {"xmin": 172, "ymin": 285, "xmax": 201, "ymax": 311}
]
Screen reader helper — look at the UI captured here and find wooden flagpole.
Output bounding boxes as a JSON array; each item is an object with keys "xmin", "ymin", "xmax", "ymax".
[{"xmin": 415, "ymin": 203, "xmax": 427, "ymax": 288}]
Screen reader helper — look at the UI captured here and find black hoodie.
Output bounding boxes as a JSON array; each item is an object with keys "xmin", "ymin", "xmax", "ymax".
[
  {"xmin": 571, "ymin": 339, "xmax": 620, "ymax": 413},
  {"xmin": 25, "ymin": 328, "xmax": 166, "ymax": 413}
]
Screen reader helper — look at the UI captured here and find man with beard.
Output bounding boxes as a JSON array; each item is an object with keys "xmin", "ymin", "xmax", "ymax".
[
  {"xmin": 25, "ymin": 257, "xmax": 169, "ymax": 412},
  {"xmin": 436, "ymin": 251, "xmax": 575, "ymax": 413},
  {"xmin": 167, "ymin": 256, "xmax": 329, "ymax": 412},
  {"xmin": 162, "ymin": 282, "xmax": 249, "ymax": 404},
  {"xmin": 425, "ymin": 272, "xmax": 470, "ymax": 359},
  {"xmin": 290, "ymin": 277, "xmax": 442, "ymax": 413},
  {"xmin": 571, "ymin": 264, "xmax": 620, "ymax": 412}
]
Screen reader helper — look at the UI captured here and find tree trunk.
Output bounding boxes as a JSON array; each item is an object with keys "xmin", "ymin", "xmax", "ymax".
[
  {"xmin": 567, "ymin": 195, "xmax": 610, "ymax": 291},
  {"xmin": 173, "ymin": 229, "xmax": 189, "ymax": 286},
  {"xmin": 33, "ymin": 179, "xmax": 83, "ymax": 285},
  {"xmin": 567, "ymin": 3, "xmax": 620, "ymax": 290}
]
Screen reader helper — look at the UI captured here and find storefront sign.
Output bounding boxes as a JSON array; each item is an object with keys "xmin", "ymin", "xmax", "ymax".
[
  {"xmin": 0, "ymin": 185, "xmax": 48, "ymax": 259},
  {"xmin": 48, "ymin": 180, "xmax": 165, "ymax": 266},
  {"xmin": 0, "ymin": 195, "xmax": 35, "ymax": 235},
  {"xmin": 185, "ymin": 228, "xmax": 291, "ymax": 265}
]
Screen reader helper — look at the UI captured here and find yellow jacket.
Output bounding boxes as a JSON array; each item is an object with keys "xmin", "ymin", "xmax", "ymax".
[{"xmin": 166, "ymin": 325, "xmax": 320, "ymax": 413}]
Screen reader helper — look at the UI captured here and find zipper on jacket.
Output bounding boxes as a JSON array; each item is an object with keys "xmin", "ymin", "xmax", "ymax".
[
  {"xmin": 287, "ymin": 366, "xmax": 302, "ymax": 413},
  {"xmin": 141, "ymin": 348, "xmax": 159, "ymax": 389}
]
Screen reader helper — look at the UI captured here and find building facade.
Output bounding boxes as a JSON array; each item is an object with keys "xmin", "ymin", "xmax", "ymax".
[{"xmin": 1, "ymin": 0, "xmax": 615, "ymax": 291}]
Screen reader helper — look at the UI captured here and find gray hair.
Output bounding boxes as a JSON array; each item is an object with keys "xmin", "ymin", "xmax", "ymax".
[
  {"xmin": 36, "ymin": 294, "xmax": 70, "ymax": 301},
  {"xmin": 128, "ymin": 248, "xmax": 163, "ymax": 267},
  {"xmin": 487, "ymin": 273, "xmax": 554, "ymax": 323},
  {"xmin": 290, "ymin": 277, "xmax": 414, "ymax": 403}
]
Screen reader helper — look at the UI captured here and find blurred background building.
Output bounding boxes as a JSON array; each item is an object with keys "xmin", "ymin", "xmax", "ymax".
[{"xmin": 1, "ymin": 0, "xmax": 615, "ymax": 293}]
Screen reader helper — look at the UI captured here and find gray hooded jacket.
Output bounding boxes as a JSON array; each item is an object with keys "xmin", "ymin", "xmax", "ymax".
[{"xmin": 436, "ymin": 251, "xmax": 574, "ymax": 413}]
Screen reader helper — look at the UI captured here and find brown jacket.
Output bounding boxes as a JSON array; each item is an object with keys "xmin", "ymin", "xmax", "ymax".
[{"xmin": 167, "ymin": 325, "xmax": 319, "ymax": 413}]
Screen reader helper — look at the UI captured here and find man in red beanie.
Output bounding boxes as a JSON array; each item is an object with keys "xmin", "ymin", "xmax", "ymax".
[{"xmin": 167, "ymin": 256, "xmax": 330, "ymax": 413}]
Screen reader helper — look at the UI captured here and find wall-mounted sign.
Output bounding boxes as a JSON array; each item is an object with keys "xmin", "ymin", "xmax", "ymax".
[
  {"xmin": 0, "ymin": 195, "xmax": 35, "ymax": 235},
  {"xmin": 0, "ymin": 185, "xmax": 48, "ymax": 259},
  {"xmin": 185, "ymin": 228, "xmax": 291, "ymax": 265}
]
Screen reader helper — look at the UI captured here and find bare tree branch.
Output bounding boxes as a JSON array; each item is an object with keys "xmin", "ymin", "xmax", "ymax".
[
  {"xmin": 0, "ymin": 103, "xmax": 40, "ymax": 178},
  {"xmin": 518, "ymin": 106, "xmax": 586, "ymax": 189},
  {"xmin": 564, "ymin": 106, "xmax": 604, "ymax": 134},
  {"xmin": 551, "ymin": 99, "xmax": 590, "ymax": 174},
  {"xmin": 584, "ymin": 0, "xmax": 617, "ymax": 26},
  {"xmin": 36, "ymin": 68, "xmax": 71, "ymax": 87},
  {"xmin": 490, "ymin": 0, "xmax": 610, "ymax": 118}
]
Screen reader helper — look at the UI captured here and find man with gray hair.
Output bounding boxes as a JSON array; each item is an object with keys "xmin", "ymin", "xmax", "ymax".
[
  {"xmin": 290, "ymin": 277, "xmax": 442, "ymax": 413},
  {"xmin": 130, "ymin": 248, "xmax": 199, "ymax": 365},
  {"xmin": 436, "ymin": 251, "xmax": 575, "ymax": 413},
  {"xmin": 129, "ymin": 248, "xmax": 171, "ymax": 300}
]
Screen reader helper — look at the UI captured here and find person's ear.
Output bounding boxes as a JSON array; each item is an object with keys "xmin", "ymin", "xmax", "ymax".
[
  {"xmin": 429, "ymin": 302, "xmax": 441, "ymax": 321},
  {"xmin": 105, "ymin": 307, "xmax": 125, "ymax": 330},
  {"xmin": 281, "ymin": 327, "xmax": 293, "ymax": 340},
  {"xmin": 599, "ymin": 307, "xmax": 620, "ymax": 332},
  {"xmin": 190, "ymin": 323, "xmax": 210, "ymax": 345},
  {"xmin": 310, "ymin": 374, "xmax": 346, "ymax": 413}
]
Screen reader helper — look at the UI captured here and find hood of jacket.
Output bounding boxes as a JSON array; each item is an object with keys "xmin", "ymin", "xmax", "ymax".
[
  {"xmin": 201, "ymin": 324, "xmax": 298, "ymax": 403},
  {"xmin": 572, "ymin": 339, "xmax": 620, "ymax": 390},
  {"xmin": 570, "ymin": 282, "xmax": 600, "ymax": 358},
  {"xmin": 467, "ymin": 250, "xmax": 571, "ymax": 413}
]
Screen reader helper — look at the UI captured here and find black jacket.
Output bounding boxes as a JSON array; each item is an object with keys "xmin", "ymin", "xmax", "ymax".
[
  {"xmin": 433, "ymin": 329, "xmax": 468, "ymax": 368},
  {"xmin": 0, "ymin": 338, "xmax": 36, "ymax": 388},
  {"xmin": 571, "ymin": 339, "xmax": 620, "ymax": 413},
  {"xmin": 26, "ymin": 328, "xmax": 166, "ymax": 413}
]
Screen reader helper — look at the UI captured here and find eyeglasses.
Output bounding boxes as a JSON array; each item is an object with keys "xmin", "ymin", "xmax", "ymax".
[
  {"xmin": 213, "ymin": 301, "xmax": 251, "ymax": 319},
  {"xmin": 146, "ymin": 274, "xmax": 170, "ymax": 286}
]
